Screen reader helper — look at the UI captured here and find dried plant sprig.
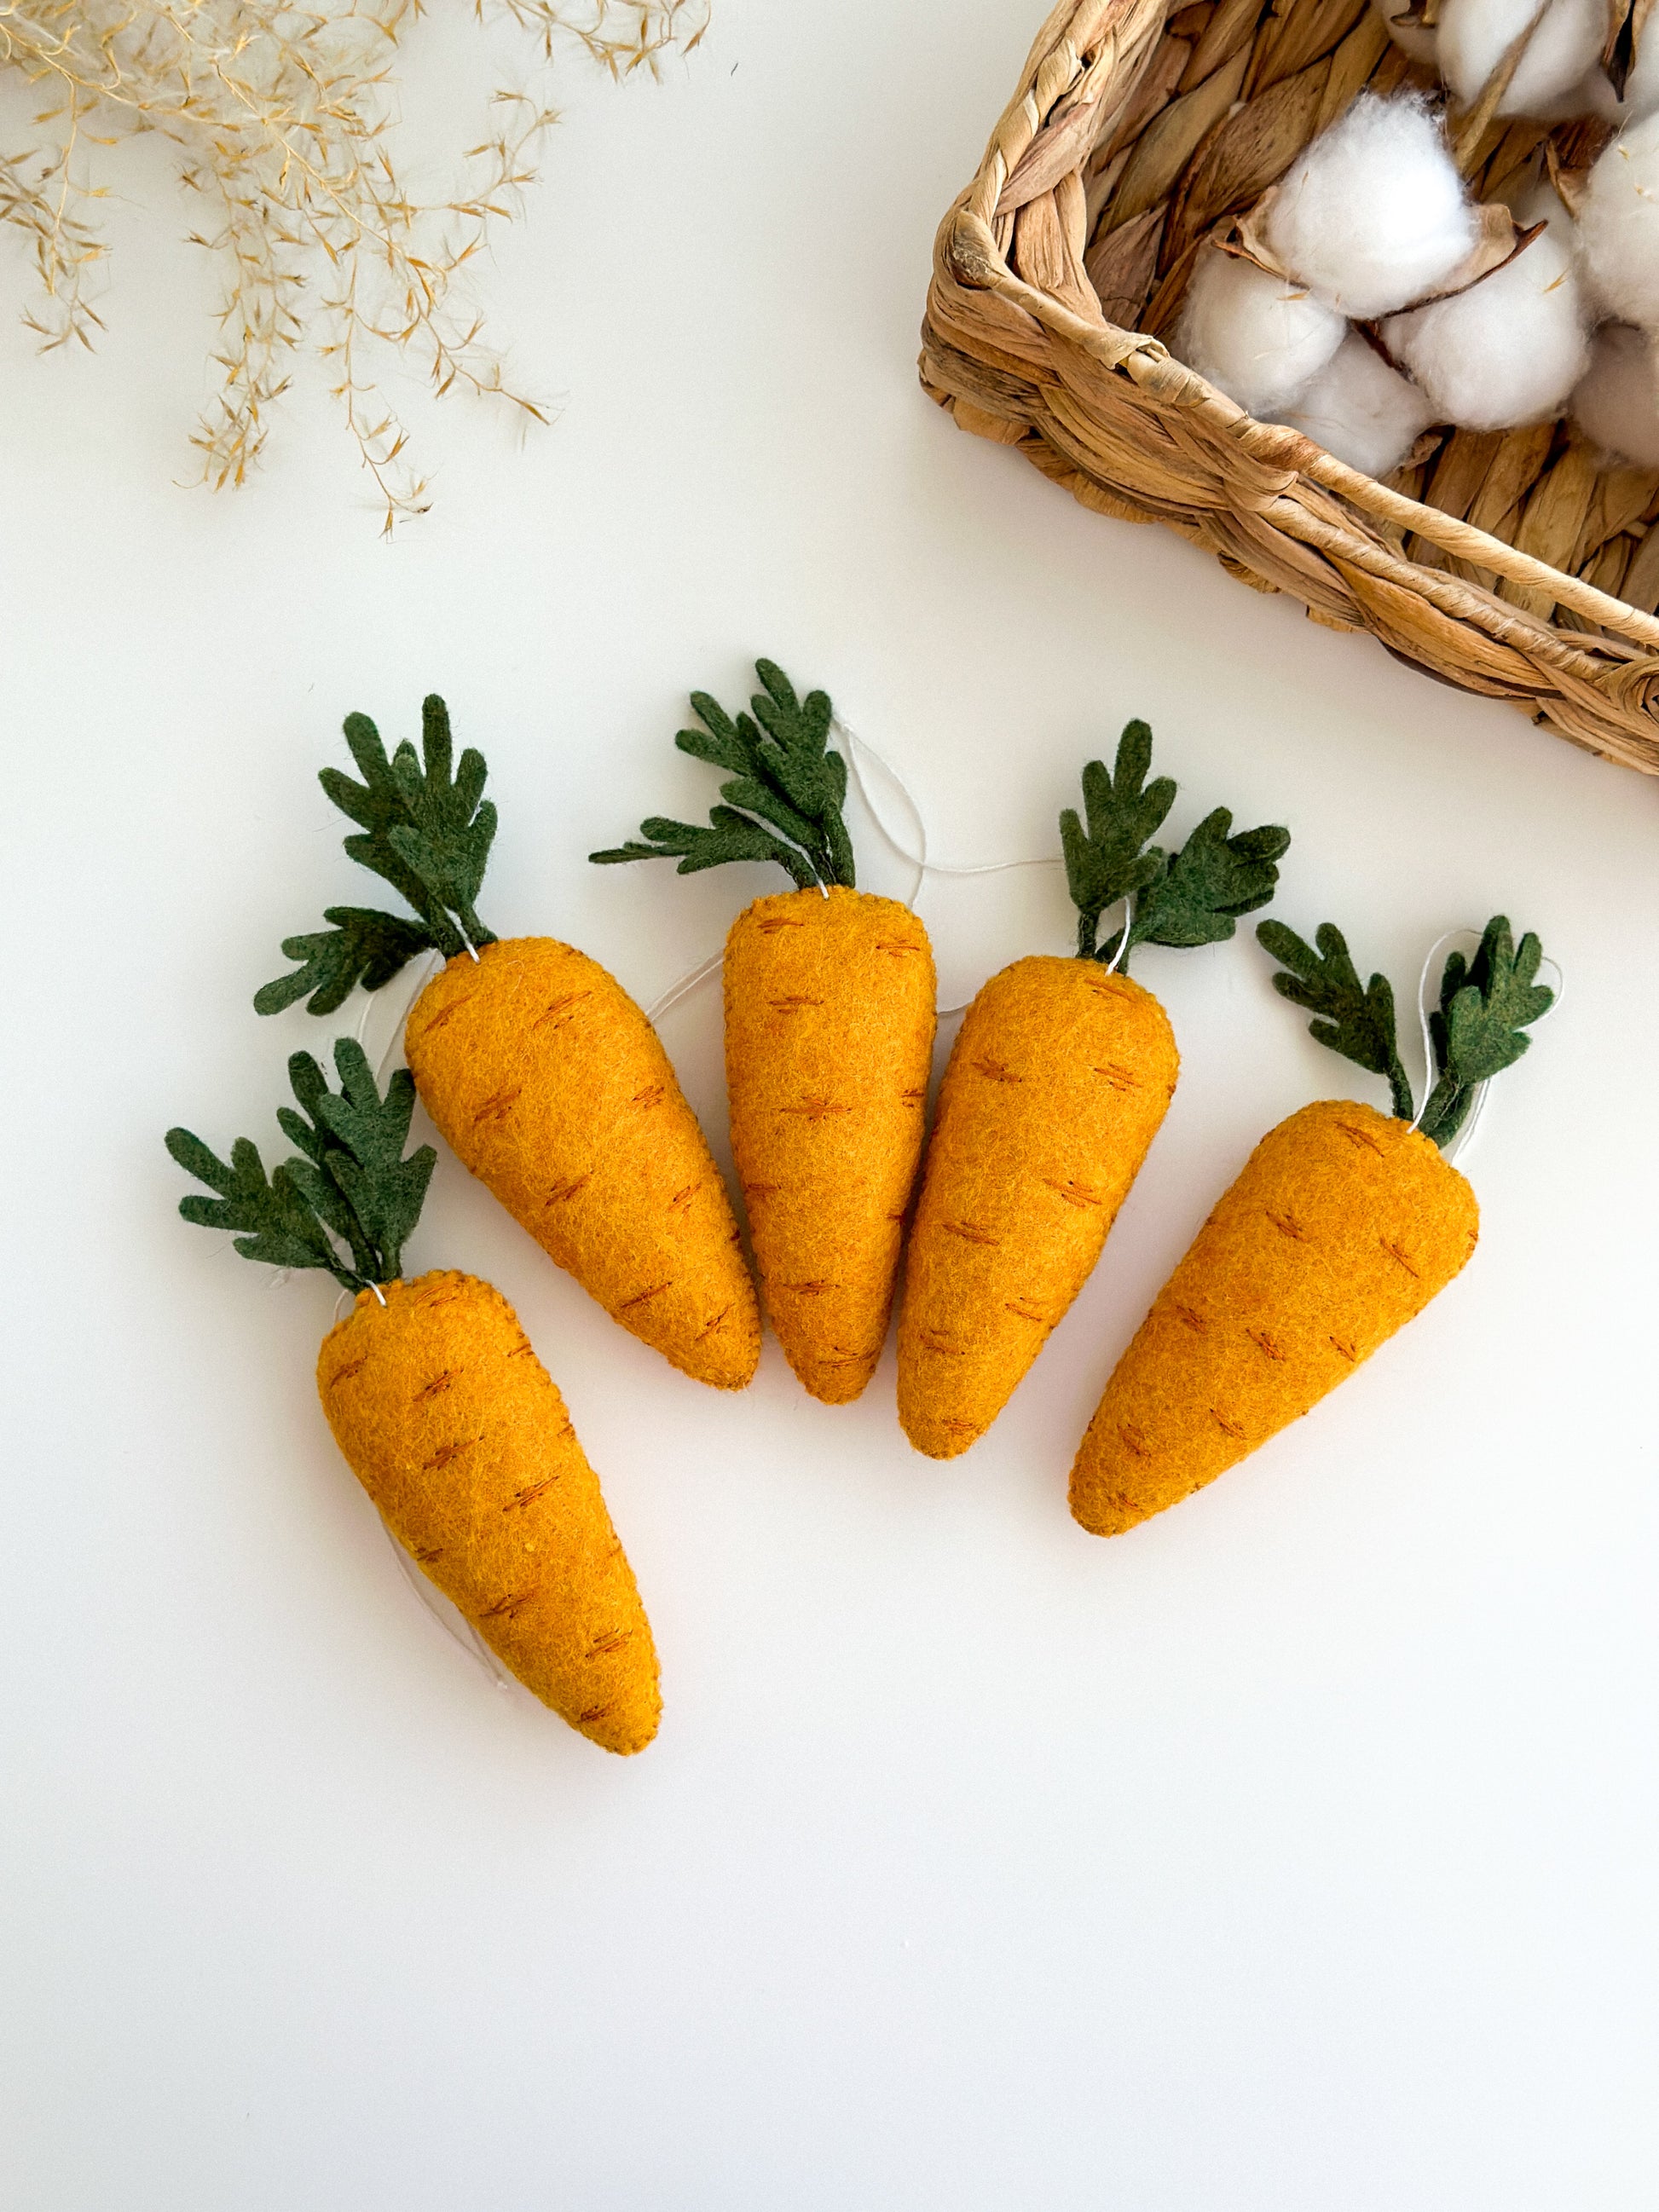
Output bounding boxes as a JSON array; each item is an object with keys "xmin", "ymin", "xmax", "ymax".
[{"xmin": 0, "ymin": 0, "xmax": 708, "ymax": 527}]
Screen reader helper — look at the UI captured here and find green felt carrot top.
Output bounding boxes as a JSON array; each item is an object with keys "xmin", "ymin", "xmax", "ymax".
[
  {"xmin": 591, "ymin": 659, "xmax": 855, "ymax": 892},
  {"xmin": 1060, "ymin": 721, "xmax": 1292, "ymax": 969},
  {"xmin": 1257, "ymin": 915, "xmax": 1555, "ymax": 1149},
  {"xmin": 166, "ymin": 1041, "xmax": 436, "ymax": 1292},
  {"xmin": 257, "ymin": 696, "xmax": 499, "ymax": 1018}
]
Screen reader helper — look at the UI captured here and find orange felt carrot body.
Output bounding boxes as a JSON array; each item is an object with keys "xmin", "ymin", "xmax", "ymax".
[
  {"xmin": 169, "ymin": 1042, "xmax": 662, "ymax": 1754},
  {"xmin": 406, "ymin": 939, "xmax": 758, "ymax": 1389},
  {"xmin": 257, "ymin": 696, "xmax": 758, "ymax": 1390},
  {"xmin": 725, "ymin": 887, "xmax": 935, "ymax": 1403},
  {"xmin": 899, "ymin": 957, "xmax": 1176, "ymax": 1457},
  {"xmin": 896, "ymin": 725, "xmax": 1289, "ymax": 1458},
  {"xmin": 1071, "ymin": 1101, "xmax": 1477, "ymax": 1535},
  {"xmin": 592, "ymin": 661, "xmax": 940, "ymax": 1405},
  {"xmin": 1071, "ymin": 914, "xmax": 1552, "ymax": 1537},
  {"xmin": 320, "ymin": 1271, "xmax": 660, "ymax": 1753}
]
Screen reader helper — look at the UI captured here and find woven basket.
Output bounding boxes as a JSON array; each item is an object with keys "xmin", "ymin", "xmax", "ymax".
[{"xmin": 922, "ymin": 0, "xmax": 1659, "ymax": 774}]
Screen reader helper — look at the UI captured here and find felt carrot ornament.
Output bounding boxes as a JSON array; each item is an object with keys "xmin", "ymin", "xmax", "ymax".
[
  {"xmin": 167, "ymin": 1040, "xmax": 661, "ymax": 1753},
  {"xmin": 1071, "ymin": 914, "xmax": 1553, "ymax": 1538},
  {"xmin": 592, "ymin": 661, "xmax": 935, "ymax": 1405},
  {"xmin": 898, "ymin": 722, "xmax": 1291, "ymax": 1458},
  {"xmin": 256, "ymin": 695, "xmax": 759, "ymax": 1391}
]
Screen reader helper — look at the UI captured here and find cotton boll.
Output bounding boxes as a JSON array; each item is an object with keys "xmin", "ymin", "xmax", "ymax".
[
  {"xmin": 1382, "ymin": 227, "xmax": 1589, "ymax": 429},
  {"xmin": 1438, "ymin": 0, "xmax": 1609, "ymax": 118},
  {"xmin": 1368, "ymin": 0, "xmax": 1439, "ymax": 64},
  {"xmin": 1570, "ymin": 322, "xmax": 1659, "ymax": 464},
  {"xmin": 1271, "ymin": 332, "xmax": 1437, "ymax": 476},
  {"xmin": 1176, "ymin": 247, "xmax": 1347, "ymax": 417},
  {"xmin": 1263, "ymin": 95, "xmax": 1478, "ymax": 319},
  {"xmin": 1579, "ymin": 113, "xmax": 1659, "ymax": 328}
]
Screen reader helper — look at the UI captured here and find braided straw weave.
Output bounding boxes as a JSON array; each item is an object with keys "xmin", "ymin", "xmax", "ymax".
[{"xmin": 922, "ymin": 0, "xmax": 1659, "ymax": 774}]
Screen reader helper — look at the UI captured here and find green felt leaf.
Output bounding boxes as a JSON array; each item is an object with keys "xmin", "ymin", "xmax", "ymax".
[
  {"xmin": 1060, "ymin": 722, "xmax": 1177, "ymax": 959},
  {"xmin": 592, "ymin": 659, "xmax": 855, "ymax": 891},
  {"xmin": 254, "ymin": 908, "xmax": 435, "ymax": 1018},
  {"xmin": 1124, "ymin": 811, "xmax": 1292, "ymax": 956},
  {"xmin": 263, "ymin": 694, "xmax": 500, "ymax": 1019},
  {"xmin": 1417, "ymin": 915, "xmax": 1553, "ymax": 1147},
  {"xmin": 1257, "ymin": 919, "xmax": 1415, "ymax": 1123},
  {"xmin": 167, "ymin": 1041, "xmax": 436, "ymax": 1290}
]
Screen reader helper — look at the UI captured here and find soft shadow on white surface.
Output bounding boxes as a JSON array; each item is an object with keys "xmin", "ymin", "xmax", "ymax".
[{"xmin": 4, "ymin": 3, "xmax": 1659, "ymax": 2208}]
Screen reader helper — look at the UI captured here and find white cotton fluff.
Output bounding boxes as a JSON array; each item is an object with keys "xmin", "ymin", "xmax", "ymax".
[
  {"xmin": 1271, "ymin": 332, "xmax": 1437, "ymax": 475},
  {"xmin": 1263, "ymin": 95, "xmax": 1479, "ymax": 319},
  {"xmin": 1176, "ymin": 246, "xmax": 1347, "ymax": 417},
  {"xmin": 1569, "ymin": 321, "xmax": 1659, "ymax": 463},
  {"xmin": 1579, "ymin": 113, "xmax": 1659, "ymax": 327},
  {"xmin": 1368, "ymin": 0, "xmax": 1439, "ymax": 64},
  {"xmin": 1437, "ymin": 0, "xmax": 1610, "ymax": 119},
  {"xmin": 1381, "ymin": 225, "xmax": 1589, "ymax": 429}
]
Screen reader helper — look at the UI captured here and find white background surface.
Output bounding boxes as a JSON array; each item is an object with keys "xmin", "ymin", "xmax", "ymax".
[{"xmin": 6, "ymin": 3, "xmax": 1659, "ymax": 2205}]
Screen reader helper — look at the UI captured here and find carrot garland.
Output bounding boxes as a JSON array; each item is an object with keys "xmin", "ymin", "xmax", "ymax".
[
  {"xmin": 592, "ymin": 661, "xmax": 935, "ymax": 1404},
  {"xmin": 257, "ymin": 696, "xmax": 760, "ymax": 1390},
  {"xmin": 167, "ymin": 1042, "xmax": 661, "ymax": 1753},
  {"xmin": 898, "ymin": 723, "xmax": 1290, "ymax": 1458},
  {"xmin": 1071, "ymin": 915, "xmax": 1553, "ymax": 1538}
]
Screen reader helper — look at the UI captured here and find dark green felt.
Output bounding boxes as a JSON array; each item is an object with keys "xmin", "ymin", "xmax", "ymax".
[
  {"xmin": 590, "ymin": 659, "xmax": 856, "ymax": 892},
  {"xmin": 1257, "ymin": 913, "xmax": 1553, "ymax": 1147},
  {"xmin": 257, "ymin": 694, "xmax": 498, "ymax": 1016},
  {"xmin": 1061, "ymin": 722, "xmax": 1290, "ymax": 970},
  {"xmin": 167, "ymin": 1039, "xmax": 436, "ymax": 1291}
]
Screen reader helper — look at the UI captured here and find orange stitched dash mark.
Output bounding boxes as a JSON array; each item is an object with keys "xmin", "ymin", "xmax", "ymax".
[
  {"xmin": 480, "ymin": 1586, "xmax": 538, "ymax": 1621},
  {"xmin": 503, "ymin": 1476, "xmax": 558, "ymax": 1511},
  {"xmin": 777, "ymin": 1096, "xmax": 850, "ymax": 1119},
  {"xmin": 413, "ymin": 1545, "xmax": 444, "ymax": 1563},
  {"xmin": 942, "ymin": 1219, "xmax": 1000, "ymax": 1245},
  {"xmin": 1329, "ymin": 1335, "xmax": 1358, "ymax": 1363},
  {"xmin": 578, "ymin": 1701, "xmax": 616, "ymax": 1724},
  {"xmin": 423, "ymin": 1439, "xmax": 471, "ymax": 1472},
  {"xmin": 940, "ymin": 1417, "xmax": 981, "ymax": 1439},
  {"xmin": 1379, "ymin": 1238, "xmax": 1421, "ymax": 1279},
  {"xmin": 1247, "ymin": 1329, "xmax": 1286, "ymax": 1362},
  {"xmin": 418, "ymin": 992, "xmax": 475, "ymax": 1034},
  {"xmin": 1268, "ymin": 1210, "xmax": 1309, "ymax": 1242},
  {"xmin": 694, "ymin": 1304, "xmax": 731, "ymax": 1340},
  {"xmin": 1118, "ymin": 1424, "xmax": 1151, "ymax": 1460},
  {"xmin": 1090, "ymin": 1062, "xmax": 1140, "ymax": 1091},
  {"xmin": 507, "ymin": 1339, "xmax": 536, "ymax": 1359},
  {"xmin": 781, "ymin": 1279, "xmax": 832, "ymax": 1297},
  {"xmin": 546, "ymin": 1170, "xmax": 592, "ymax": 1206},
  {"xmin": 920, "ymin": 1327, "xmax": 966, "ymax": 1356},
  {"xmin": 326, "ymin": 1356, "xmax": 367, "ymax": 1389},
  {"xmin": 901, "ymin": 1087, "xmax": 927, "ymax": 1104},
  {"xmin": 414, "ymin": 1368, "xmax": 460, "ymax": 1402},
  {"xmin": 972, "ymin": 1054, "xmax": 1021, "ymax": 1083},
  {"xmin": 1004, "ymin": 1297, "xmax": 1049, "ymax": 1324},
  {"xmin": 756, "ymin": 915, "xmax": 806, "ymax": 933},
  {"xmin": 632, "ymin": 1082, "xmax": 667, "ymax": 1111},
  {"xmin": 668, "ymin": 1183, "xmax": 697, "ymax": 1216},
  {"xmin": 1211, "ymin": 1407, "xmax": 1246, "ymax": 1441},
  {"xmin": 1337, "ymin": 1119, "xmax": 1385, "ymax": 1155},
  {"xmin": 530, "ymin": 990, "xmax": 593, "ymax": 1030},
  {"xmin": 743, "ymin": 1181, "xmax": 781, "ymax": 1199},
  {"xmin": 1172, "ymin": 1304, "xmax": 1207, "ymax": 1334},
  {"xmin": 1044, "ymin": 1177, "xmax": 1105, "ymax": 1209},
  {"xmin": 768, "ymin": 995, "xmax": 824, "ymax": 1010},
  {"xmin": 587, "ymin": 1628, "xmax": 632, "ymax": 1656},
  {"xmin": 619, "ymin": 1280, "xmax": 673, "ymax": 1311},
  {"xmin": 874, "ymin": 939, "xmax": 921, "ymax": 956},
  {"xmin": 472, "ymin": 1085, "xmax": 521, "ymax": 1127}
]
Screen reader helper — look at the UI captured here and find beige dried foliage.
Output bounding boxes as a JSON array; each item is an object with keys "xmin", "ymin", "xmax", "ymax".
[{"xmin": 0, "ymin": 0, "xmax": 708, "ymax": 526}]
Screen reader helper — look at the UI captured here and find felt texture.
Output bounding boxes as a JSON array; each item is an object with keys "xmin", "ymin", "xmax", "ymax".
[
  {"xmin": 1069, "ymin": 1100, "xmax": 1479, "ymax": 1538},
  {"xmin": 405, "ymin": 938, "xmax": 760, "ymax": 1390},
  {"xmin": 898, "ymin": 958, "xmax": 1178, "ymax": 1458},
  {"xmin": 319, "ymin": 1271, "xmax": 660, "ymax": 1753},
  {"xmin": 725, "ymin": 886, "xmax": 936, "ymax": 1404}
]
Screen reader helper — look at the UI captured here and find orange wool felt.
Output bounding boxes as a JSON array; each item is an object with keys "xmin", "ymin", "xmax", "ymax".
[
  {"xmin": 899, "ymin": 957, "xmax": 1178, "ymax": 1458},
  {"xmin": 404, "ymin": 938, "xmax": 760, "ymax": 1389},
  {"xmin": 724, "ymin": 887, "xmax": 936, "ymax": 1404},
  {"xmin": 1070, "ymin": 1100, "xmax": 1479, "ymax": 1536},
  {"xmin": 318, "ymin": 1271, "xmax": 661, "ymax": 1753}
]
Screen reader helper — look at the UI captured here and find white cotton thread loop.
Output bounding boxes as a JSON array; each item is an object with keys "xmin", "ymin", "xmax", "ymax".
[
  {"xmin": 1408, "ymin": 932, "xmax": 1564, "ymax": 1166},
  {"xmin": 1101, "ymin": 896, "xmax": 1135, "ymax": 977},
  {"xmin": 644, "ymin": 950, "xmax": 723, "ymax": 1028},
  {"xmin": 380, "ymin": 1515, "xmax": 513, "ymax": 1690}
]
